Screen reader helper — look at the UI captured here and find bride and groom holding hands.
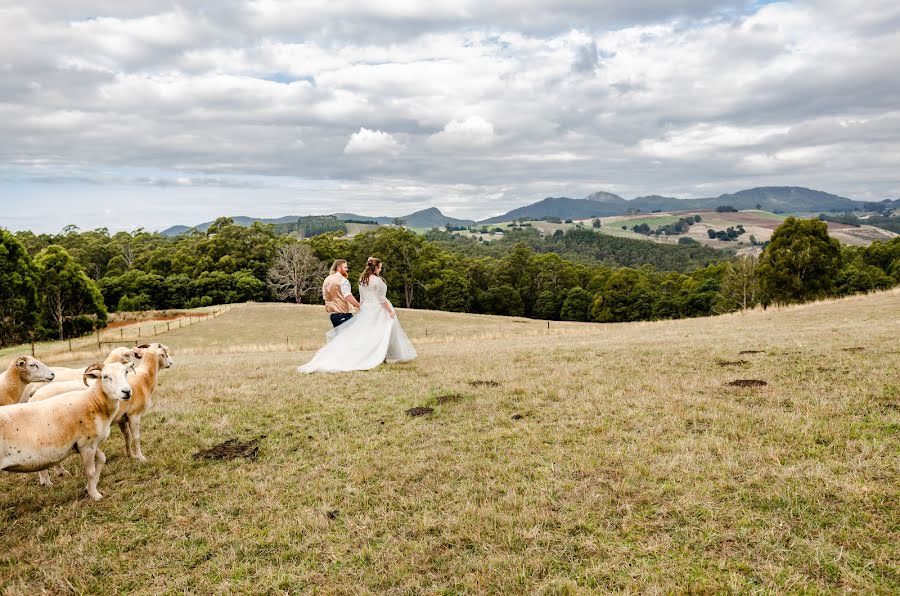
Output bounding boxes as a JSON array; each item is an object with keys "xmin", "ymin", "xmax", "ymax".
[{"xmin": 297, "ymin": 257, "xmax": 417, "ymax": 373}]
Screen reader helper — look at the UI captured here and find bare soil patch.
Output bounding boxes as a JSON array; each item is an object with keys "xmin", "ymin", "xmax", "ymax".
[
  {"xmin": 469, "ymin": 380, "xmax": 501, "ymax": 387},
  {"xmin": 841, "ymin": 346, "xmax": 865, "ymax": 352},
  {"xmin": 716, "ymin": 359, "xmax": 750, "ymax": 367},
  {"xmin": 193, "ymin": 437, "xmax": 263, "ymax": 461},
  {"xmin": 738, "ymin": 350, "xmax": 765, "ymax": 355},
  {"xmin": 726, "ymin": 379, "xmax": 768, "ymax": 388},
  {"xmin": 435, "ymin": 392, "xmax": 466, "ymax": 404},
  {"xmin": 405, "ymin": 406, "xmax": 434, "ymax": 417}
]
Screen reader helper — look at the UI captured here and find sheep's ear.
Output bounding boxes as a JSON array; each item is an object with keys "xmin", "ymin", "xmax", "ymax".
[
  {"xmin": 133, "ymin": 347, "xmax": 145, "ymax": 359},
  {"xmin": 15, "ymin": 356, "xmax": 28, "ymax": 370},
  {"xmin": 82, "ymin": 364, "xmax": 103, "ymax": 386},
  {"xmin": 137, "ymin": 344, "xmax": 151, "ymax": 349}
]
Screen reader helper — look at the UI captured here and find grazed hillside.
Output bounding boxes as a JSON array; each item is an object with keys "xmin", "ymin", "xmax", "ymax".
[{"xmin": 1, "ymin": 290, "xmax": 898, "ymax": 593}]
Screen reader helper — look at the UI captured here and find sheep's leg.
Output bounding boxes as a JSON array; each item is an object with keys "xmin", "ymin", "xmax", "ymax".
[
  {"xmin": 95, "ymin": 449, "xmax": 107, "ymax": 477},
  {"xmin": 130, "ymin": 415, "xmax": 148, "ymax": 462},
  {"xmin": 81, "ymin": 445, "xmax": 102, "ymax": 500},
  {"xmin": 38, "ymin": 464, "xmax": 70, "ymax": 486},
  {"xmin": 118, "ymin": 418, "xmax": 134, "ymax": 458}
]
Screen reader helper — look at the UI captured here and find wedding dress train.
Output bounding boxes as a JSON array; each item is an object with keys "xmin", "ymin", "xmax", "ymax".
[{"xmin": 297, "ymin": 276, "xmax": 417, "ymax": 373}]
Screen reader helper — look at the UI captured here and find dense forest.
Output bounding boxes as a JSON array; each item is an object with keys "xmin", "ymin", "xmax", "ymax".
[{"xmin": 2, "ymin": 217, "xmax": 898, "ymax": 347}]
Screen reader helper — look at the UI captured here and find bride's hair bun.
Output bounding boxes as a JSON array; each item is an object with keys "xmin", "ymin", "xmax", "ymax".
[{"xmin": 360, "ymin": 256, "xmax": 382, "ymax": 285}]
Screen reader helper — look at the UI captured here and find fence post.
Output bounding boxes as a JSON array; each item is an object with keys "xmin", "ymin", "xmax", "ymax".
[
  {"xmin": 68, "ymin": 338, "xmax": 72, "ymax": 352},
  {"xmin": 31, "ymin": 341, "xmax": 35, "ymax": 357},
  {"xmin": 96, "ymin": 329, "xmax": 101, "ymax": 350},
  {"xmin": 167, "ymin": 321, "xmax": 170, "ymax": 332},
  {"xmin": 154, "ymin": 324, "xmax": 158, "ymax": 335},
  {"xmin": 120, "ymin": 328, "xmax": 123, "ymax": 338}
]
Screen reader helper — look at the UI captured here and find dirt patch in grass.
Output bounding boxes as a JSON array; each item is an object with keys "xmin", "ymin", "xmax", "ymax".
[
  {"xmin": 511, "ymin": 413, "xmax": 525, "ymax": 420},
  {"xmin": 841, "ymin": 346, "xmax": 865, "ymax": 352},
  {"xmin": 469, "ymin": 380, "xmax": 501, "ymax": 387},
  {"xmin": 726, "ymin": 379, "xmax": 768, "ymax": 388},
  {"xmin": 435, "ymin": 392, "xmax": 466, "ymax": 404},
  {"xmin": 405, "ymin": 406, "xmax": 434, "ymax": 417},
  {"xmin": 193, "ymin": 437, "xmax": 264, "ymax": 462},
  {"xmin": 715, "ymin": 359, "xmax": 750, "ymax": 367},
  {"xmin": 738, "ymin": 350, "xmax": 765, "ymax": 355}
]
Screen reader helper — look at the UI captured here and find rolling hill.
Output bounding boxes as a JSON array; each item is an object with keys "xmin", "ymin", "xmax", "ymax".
[
  {"xmin": 3, "ymin": 291, "xmax": 898, "ymax": 592},
  {"xmin": 482, "ymin": 187, "xmax": 864, "ymax": 224},
  {"xmin": 161, "ymin": 208, "xmax": 471, "ymax": 236},
  {"xmin": 159, "ymin": 187, "xmax": 888, "ymax": 236}
]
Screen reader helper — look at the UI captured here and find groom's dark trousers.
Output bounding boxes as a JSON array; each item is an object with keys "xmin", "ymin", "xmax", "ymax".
[{"xmin": 330, "ymin": 313, "xmax": 353, "ymax": 327}]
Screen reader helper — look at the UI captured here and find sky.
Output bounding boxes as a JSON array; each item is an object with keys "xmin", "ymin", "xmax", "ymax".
[{"xmin": 1, "ymin": 0, "xmax": 899, "ymax": 233}]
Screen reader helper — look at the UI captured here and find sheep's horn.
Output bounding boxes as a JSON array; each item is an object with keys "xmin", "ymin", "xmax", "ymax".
[{"xmin": 82, "ymin": 363, "xmax": 103, "ymax": 386}]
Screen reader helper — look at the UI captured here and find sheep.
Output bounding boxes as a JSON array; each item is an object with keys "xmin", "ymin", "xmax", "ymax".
[
  {"xmin": 48, "ymin": 346, "xmax": 137, "ymax": 382},
  {"xmin": 0, "ymin": 362, "xmax": 133, "ymax": 500},
  {"xmin": 0, "ymin": 356, "xmax": 55, "ymax": 406},
  {"xmin": 114, "ymin": 343, "xmax": 173, "ymax": 462},
  {"xmin": 30, "ymin": 361, "xmax": 137, "ymax": 403},
  {"xmin": 24, "ymin": 347, "xmax": 137, "ymax": 400}
]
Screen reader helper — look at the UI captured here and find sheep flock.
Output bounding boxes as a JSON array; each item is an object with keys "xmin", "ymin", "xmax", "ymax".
[{"xmin": 0, "ymin": 344, "xmax": 173, "ymax": 501}]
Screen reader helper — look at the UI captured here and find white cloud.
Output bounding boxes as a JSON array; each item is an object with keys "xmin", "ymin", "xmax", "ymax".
[
  {"xmin": 427, "ymin": 116, "xmax": 496, "ymax": 149},
  {"xmin": 2, "ymin": 0, "xmax": 900, "ymax": 232},
  {"xmin": 343, "ymin": 127, "xmax": 402, "ymax": 155}
]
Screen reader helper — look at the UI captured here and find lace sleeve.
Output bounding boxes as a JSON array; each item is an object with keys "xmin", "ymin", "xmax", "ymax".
[{"xmin": 375, "ymin": 277, "xmax": 389, "ymax": 304}]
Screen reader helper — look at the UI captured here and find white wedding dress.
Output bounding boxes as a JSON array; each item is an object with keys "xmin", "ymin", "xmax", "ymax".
[{"xmin": 297, "ymin": 275, "xmax": 418, "ymax": 373}]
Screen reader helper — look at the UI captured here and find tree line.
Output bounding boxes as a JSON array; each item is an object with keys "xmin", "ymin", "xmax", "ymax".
[{"xmin": 1, "ymin": 217, "xmax": 897, "ymax": 347}]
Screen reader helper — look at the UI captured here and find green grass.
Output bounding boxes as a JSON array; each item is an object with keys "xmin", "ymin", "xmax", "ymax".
[{"xmin": 2, "ymin": 291, "xmax": 898, "ymax": 593}]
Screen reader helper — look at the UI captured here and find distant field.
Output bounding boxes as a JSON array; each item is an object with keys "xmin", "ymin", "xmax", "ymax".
[
  {"xmin": 343, "ymin": 222, "xmax": 382, "ymax": 237},
  {"xmin": 588, "ymin": 210, "xmax": 897, "ymax": 251},
  {"xmin": 341, "ymin": 211, "xmax": 896, "ymax": 249},
  {"xmin": 2, "ymin": 291, "xmax": 898, "ymax": 593}
]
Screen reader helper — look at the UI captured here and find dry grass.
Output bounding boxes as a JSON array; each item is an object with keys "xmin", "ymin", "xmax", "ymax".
[{"xmin": 1, "ymin": 291, "xmax": 898, "ymax": 593}]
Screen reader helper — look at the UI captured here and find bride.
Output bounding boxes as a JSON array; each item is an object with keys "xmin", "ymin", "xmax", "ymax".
[{"xmin": 297, "ymin": 257, "xmax": 417, "ymax": 373}]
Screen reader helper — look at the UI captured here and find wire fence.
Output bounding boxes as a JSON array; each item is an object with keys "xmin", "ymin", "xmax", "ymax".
[{"xmin": 22, "ymin": 304, "xmax": 238, "ymax": 361}]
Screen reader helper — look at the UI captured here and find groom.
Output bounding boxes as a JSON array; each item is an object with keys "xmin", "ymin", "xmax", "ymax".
[{"xmin": 323, "ymin": 259, "xmax": 361, "ymax": 327}]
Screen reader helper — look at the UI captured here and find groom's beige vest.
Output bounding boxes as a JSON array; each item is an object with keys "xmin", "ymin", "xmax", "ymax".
[{"xmin": 323, "ymin": 273, "xmax": 352, "ymax": 314}]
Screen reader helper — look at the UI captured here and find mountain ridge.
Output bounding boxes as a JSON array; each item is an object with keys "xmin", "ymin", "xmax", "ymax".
[{"xmin": 159, "ymin": 186, "xmax": 887, "ymax": 235}]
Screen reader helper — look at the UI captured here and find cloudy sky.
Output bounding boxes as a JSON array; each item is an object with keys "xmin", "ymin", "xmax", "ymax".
[{"xmin": 1, "ymin": 0, "xmax": 899, "ymax": 233}]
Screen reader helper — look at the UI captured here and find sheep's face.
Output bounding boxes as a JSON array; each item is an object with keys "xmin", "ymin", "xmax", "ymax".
[
  {"xmin": 137, "ymin": 343, "xmax": 173, "ymax": 369},
  {"xmin": 159, "ymin": 344, "xmax": 173, "ymax": 369},
  {"xmin": 16, "ymin": 356, "xmax": 55, "ymax": 383},
  {"xmin": 108, "ymin": 347, "xmax": 136, "ymax": 365},
  {"xmin": 85, "ymin": 363, "xmax": 132, "ymax": 401}
]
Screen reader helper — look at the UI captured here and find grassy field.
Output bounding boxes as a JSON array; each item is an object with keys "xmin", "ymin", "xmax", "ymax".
[{"xmin": 2, "ymin": 292, "xmax": 899, "ymax": 593}]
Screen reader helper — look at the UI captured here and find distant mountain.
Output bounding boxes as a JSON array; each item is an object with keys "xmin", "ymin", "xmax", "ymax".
[
  {"xmin": 478, "ymin": 196, "xmax": 628, "ymax": 224},
  {"xmin": 161, "ymin": 208, "xmax": 472, "ymax": 236},
  {"xmin": 160, "ymin": 215, "xmax": 302, "ymax": 236},
  {"xmin": 159, "ymin": 187, "xmax": 877, "ymax": 236},
  {"xmin": 481, "ymin": 187, "xmax": 864, "ymax": 224},
  {"xmin": 402, "ymin": 207, "xmax": 475, "ymax": 228},
  {"xmin": 585, "ymin": 191, "xmax": 628, "ymax": 203},
  {"xmin": 700, "ymin": 187, "xmax": 859, "ymax": 212},
  {"xmin": 331, "ymin": 213, "xmax": 394, "ymax": 225},
  {"xmin": 161, "ymin": 225, "xmax": 193, "ymax": 236}
]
